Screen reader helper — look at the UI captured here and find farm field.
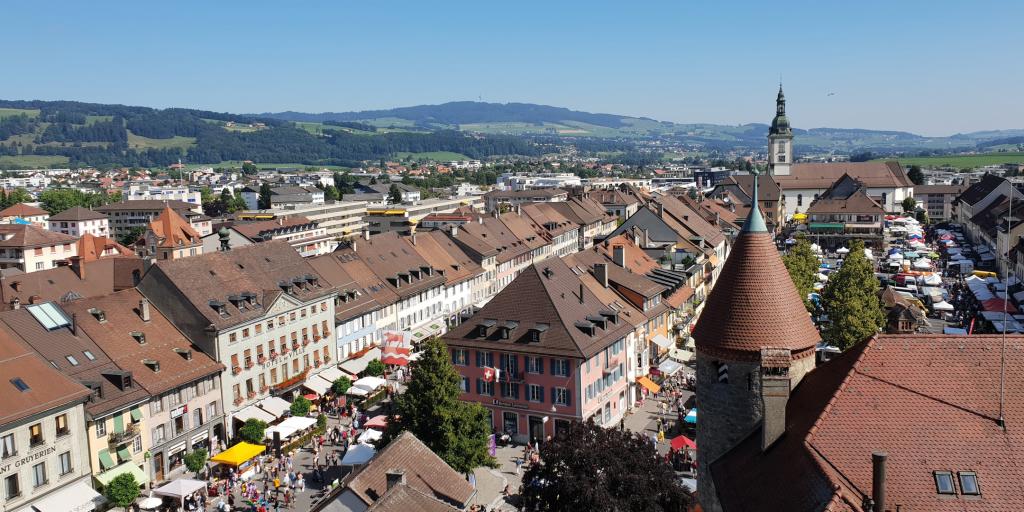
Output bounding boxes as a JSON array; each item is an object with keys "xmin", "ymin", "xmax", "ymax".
[
  {"xmin": 0, "ymin": 155, "xmax": 69, "ymax": 169},
  {"xmin": 0, "ymin": 108, "xmax": 40, "ymax": 119},
  {"xmin": 127, "ymin": 131, "xmax": 196, "ymax": 150},
  {"xmin": 884, "ymin": 152, "xmax": 1024, "ymax": 169},
  {"xmin": 393, "ymin": 151, "xmax": 469, "ymax": 161}
]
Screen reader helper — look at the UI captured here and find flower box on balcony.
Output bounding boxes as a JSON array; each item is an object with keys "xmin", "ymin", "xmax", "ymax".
[
  {"xmin": 232, "ymin": 366, "xmax": 242, "ymax": 375},
  {"xmin": 313, "ymin": 334, "xmax": 321, "ymax": 342},
  {"xmin": 247, "ymin": 391, "xmax": 257, "ymax": 399},
  {"xmin": 233, "ymin": 396, "xmax": 244, "ymax": 405},
  {"xmin": 257, "ymin": 356, "xmax": 266, "ymax": 364},
  {"xmin": 314, "ymin": 360, "xmax": 321, "ymax": 367},
  {"xmin": 323, "ymin": 329, "xmax": 331, "ymax": 337},
  {"xmin": 302, "ymin": 339, "xmax": 311, "ymax": 347},
  {"xmin": 324, "ymin": 355, "xmax": 331, "ymax": 363},
  {"xmin": 244, "ymin": 361, "xmax": 254, "ymax": 369},
  {"xmin": 281, "ymin": 347, "xmax": 289, "ymax": 354},
  {"xmin": 259, "ymin": 385, "xmax": 269, "ymax": 393}
]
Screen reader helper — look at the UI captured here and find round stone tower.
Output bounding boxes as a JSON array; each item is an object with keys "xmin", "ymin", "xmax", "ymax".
[{"xmin": 692, "ymin": 171, "xmax": 819, "ymax": 512}]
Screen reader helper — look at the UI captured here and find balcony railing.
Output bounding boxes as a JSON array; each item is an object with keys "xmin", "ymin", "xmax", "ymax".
[{"xmin": 107, "ymin": 423, "xmax": 140, "ymax": 445}]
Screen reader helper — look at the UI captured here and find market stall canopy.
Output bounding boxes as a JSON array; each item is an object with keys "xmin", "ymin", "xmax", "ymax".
[
  {"xmin": 836, "ymin": 247, "xmax": 850, "ymax": 254},
  {"xmin": 210, "ymin": 442, "xmax": 265, "ymax": 467},
  {"xmin": 257, "ymin": 397, "xmax": 291, "ymax": 419},
  {"xmin": 364, "ymin": 415, "xmax": 389, "ymax": 430},
  {"xmin": 341, "ymin": 443, "xmax": 376, "ymax": 466},
  {"xmin": 983, "ymin": 299, "xmax": 1018, "ymax": 313},
  {"xmin": 932, "ymin": 301, "xmax": 954, "ymax": 312},
  {"xmin": 353, "ymin": 376, "xmax": 387, "ymax": 392},
  {"xmin": 28, "ymin": 480, "xmax": 103, "ymax": 512},
  {"xmin": 922, "ymin": 274, "xmax": 943, "ymax": 286},
  {"xmin": 265, "ymin": 423, "xmax": 300, "ymax": 440},
  {"xmin": 153, "ymin": 479, "xmax": 207, "ymax": 500},
  {"xmin": 358, "ymin": 428, "xmax": 383, "ymax": 444},
  {"xmin": 671, "ymin": 435, "xmax": 697, "ymax": 451},
  {"xmin": 317, "ymin": 366, "xmax": 345, "ymax": 384},
  {"xmin": 339, "ymin": 347, "xmax": 382, "ymax": 376},
  {"xmin": 346, "ymin": 386, "xmax": 369, "ymax": 396},
  {"xmin": 651, "ymin": 334, "xmax": 672, "ymax": 349},
  {"xmin": 139, "ymin": 496, "xmax": 163, "ymax": 510},
  {"xmin": 684, "ymin": 408, "xmax": 698, "ymax": 424},
  {"xmin": 279, "ymin": 416, "xmax": 317, "ymax": 431},
  {"xmin": 658, "ymin": 359, "xmax": 684, "ymax": 376},
  {"xmin": 234, "ymin": 405, "xmax": 276, "ymax": 424},
  {"xmin": 637, "ymin": 376, "xmax": 661, "ymax": 394}
]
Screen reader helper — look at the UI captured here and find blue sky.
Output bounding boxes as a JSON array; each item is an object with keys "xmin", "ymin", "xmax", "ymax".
[{"xmin": 4, "ymin": 1, "xmax": 1021, "ymax": 135}]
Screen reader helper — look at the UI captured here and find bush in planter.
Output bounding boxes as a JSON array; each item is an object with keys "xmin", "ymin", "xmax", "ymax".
[
  {"xmin": 184, "ymin": 448, "xmax": 208, "ymax": 477},
  {"xmin": 332, "ymin": 376, "xmax": 352, "ymax": 395},
  {"xmin": 105, "ymin": 473, "xmax": 140, "ymax": 509},
  {"xmin": 364, "ymin": 358, "xmax": 385, "ymax": 377},
  {"xmin": 290, "ymin": 396, "xmax": 312, "ymax": 417},
  {"xmin": 317, "ymin": 414, "xmax": 327, "ymax": 431},
  {"xmin": 239, "ymin": 418, "xmax": 268, "ymax": 444}
]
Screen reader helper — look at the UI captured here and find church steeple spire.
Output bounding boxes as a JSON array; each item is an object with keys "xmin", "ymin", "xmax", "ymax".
[
  {"xmin": 776, "ymin": 84, "xmax": 786, "ymax": 116},
  {"xmin": 768, "ymin": 85, "xmax": 794, "ymax": 176},
  {"xmin": 742, "ymin": 169, "xmax": 767, "ymax": 233}
]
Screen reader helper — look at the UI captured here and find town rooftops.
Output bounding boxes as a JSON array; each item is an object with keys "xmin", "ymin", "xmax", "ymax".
[
  {"xmin": 0, "ymin": 203, "xmax": 48, "ymax": 218},
  {"xmin": 692, "ymin": 200, "xmax": 818, "ymax": 359},
  {"xmin": 484, "ymin": 188, "xmax": 567, "ymax": 200},
  {"xmin": 231, "ymin": 216, "xmax": 317, "ymax": 241},
  {"xmin": 343, "ymin": 431, "xmax": 475, "ymax": 509},
  {"xmin": 341, "ymin": 231, "xmax": 445, "ymax": 299},
  {"xmin": 0, "ymin": 224, "xmax": 78, "ymax": 248},
  {"xmin": 776, "ymin": 161, "xmax": 913, "ymax": 189},
  {"xmin": 913, "ymin": 184, "xmax": 967, "ymax": 195},
  {"xmin": 0, "ymin": 257, "xmax": 140, "ymax": 310},
  {"xmin": 149, "ymin": 206, "xmax": 201, "ymax": 249},
  {"xmin": 307, "ymin": 252, "xmax": 391, "ymax": 323},
  {"xmin": 95, "ymin": 199, "xmax": 199, "ymax": 212},
  {"xmin": 712, "ymin": 334, "xmax": 1024, "ymax": 512},
  {"xmin": 48, "ymin": 206, "xmax": 108, "ymax": 222},
  {"xmin": 806, "ymin": 178, "xmax": 885, "ymax": 215},
  {"xmin": 956, "ymin": 173, "xmax": 1008, "ymax": 206},
  {"xmin": 0, "ymin": 327, "xmax": 89, "ymax": 428},
  {"xmin": 76, "ymin": 233, "xmax": 133, "ymax": 262},
  {"xmin": 409, "ymin": 230, "xmax": 482, "ymax": 287}
]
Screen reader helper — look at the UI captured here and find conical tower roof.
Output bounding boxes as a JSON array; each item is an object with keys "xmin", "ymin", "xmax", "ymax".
[{"xmin": 693, "ymin": 174, "xmax": 818, "ymax": 359}]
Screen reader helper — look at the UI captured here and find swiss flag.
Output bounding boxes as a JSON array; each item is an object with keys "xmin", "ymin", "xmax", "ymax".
[{"xmin": 482, "ymin": 367, "xmax": 495, "ymax": 382}]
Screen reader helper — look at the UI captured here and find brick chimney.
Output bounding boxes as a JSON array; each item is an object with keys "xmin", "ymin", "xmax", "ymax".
[
  {"xmin": 612, "ymin": 245, "xmax": 625, "ymax": 267},
  {"xmin": 594, "ymin": 263, "xmax": 609, "ymax": 288},
  {"xmin": 139, "ymin": 299, "xmax": 151, "ymax": 322},
  {"xmin": 69, "ymin": 256, "xmax": 84, "ymax": 280},
  {"xmin": 449, "ymin": 225, "xmax": 458, "ymax": 238},
  {"xmin": 760, "ymin": 348, "xmax": 792, "ymax": 451},
  {"xmin": 385, "ymin": 469, "xmax": 406, "ymax": 491}
]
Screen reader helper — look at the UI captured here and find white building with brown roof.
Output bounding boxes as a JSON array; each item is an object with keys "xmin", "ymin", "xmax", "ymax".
[
  {"xmin": 0, "ymin": 224, "xmax": 78, "ymax": 273},
  {"xmin": 0, "ymin": 203, "xmax": 49, "ymax": 228},
  {"xmin": 47, "ymin": 206, "xmax": 110, "ymax": 238}
]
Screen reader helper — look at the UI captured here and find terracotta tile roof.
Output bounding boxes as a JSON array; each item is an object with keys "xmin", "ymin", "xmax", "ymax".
[
  {"xmin": 76, "ymin": 233, "xmax": 133, "ymax": 262},
  {"xmin": 521, "ymin": 202, "xmax": 578, "ymax": 238},
  {"xmin": 0, "ymin": 328, "xmax": 89, "ymax": 428},
  {"xmin": 592, "ymin": 235, "xmax": 695, "ymax": 309},
  {"xmin": 0, "ymin": 306, "xmax": 150, "ymax": 417},
  {"xmin": 409, "ymin": 230, "xmax": 482, "ymax": 287},
  {"xmin": 345, "ymin": 431, "xmax": 475, "ymax": 508},
  {"xmin": 587, "ymin": 188, "xmax": 642, "ymax": 206},
  {"xmin": 776, "ymin": 161, "xmax": 913, "ymax": 189},
  {"xmin": 457, "ymin": 215, "xmax": 541, "ymax": 264},
  {"xmin": 484, "ymin": 188, "xmax": 567, "ymax": 200},
  {"xmin": 914, "ymin": 184, "xmax": 966, "ymax": 195},
  {"xmin": 342, "ymin": 232, "xmax": 447, "ymax": 300},
  {"xmin": 446, "ymin": 258, "xmax": 637, "ymax": 359},
  {"xmin": 140, "ymin": 240, "xmax": 335, "ymax": 331},
  {"xmin": 547, "ymin": 196, "xmax": 610, "ymax": 226},
  {"xmin": 95, "ymin": 199, "xmax": 199, "ymax": 212},
  {"xmin": 0, "ymin": 203, "xmax": 48, "ymax": 218},
  {"xmin": 656, "ymin": 194, "xmax": 727, "ymax": 247},
  {"xmin": 692, "ymin": 229, "xmax": 819, "ymax": 359},
  {"xmin": 64, "ymin": 289, "xmax": 223, "ymax": 397},
  {"xmin": 713, "ymin": 334, "xmax": 1024, "ymax": 512},
  {"xmin": 365, "ymin": 483, "xmax": 459, "ymax": 512},
  {"xmin": 307, "ymin": 252, "xmax": 391, "ymax": 323},
  {"xmin": 0, "ymin": 224, "xmax": 77, "ymax": 248},
  {"xmin": 719, "ymin": 174, "xmax": 782, "ymax": 204},
  {"xmin": 231, "ymin": 216, "xmax": 316, "ymax": 241},
  {"xmin": 0, "ymin": 258, "xmax": 132, "ymax": 310},
  {"xmin": 805, "ymin": 189, "xmax": 884, "ymax": 215},
  {"xmin": 48, "ymin": 206, "xmax": 108, "ymax": 222},
  {"xmin": 149, "ymin": 206, "xmax": 201, "ymax": 249}
]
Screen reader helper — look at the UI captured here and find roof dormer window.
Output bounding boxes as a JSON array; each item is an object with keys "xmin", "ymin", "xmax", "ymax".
[
  {"xmin": 89, "ymin": 307, "xmax": 107, "ymax": 323},
  {"xmin": 209, "ymin": 300, "xmax": 228, "ymax": 317},
  {"xmin": 478, "ymin": 319, "xmax": 497, "ymax": 337},
  {"xmin": 575, "ymin": 320, "xmax": 596, "ymax": 337},
  {"xmin": 130, "ymin": 331, "xmax": 146, "ymax": 345}
]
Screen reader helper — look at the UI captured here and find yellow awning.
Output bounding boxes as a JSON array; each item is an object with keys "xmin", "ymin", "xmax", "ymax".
[
  {"xmin": 637, "ymin": 376, "xmax": 661, "ymax": 394},
  {"xmin": 210, "ymin": 442, "xmax": 265, "ymax": 467}
]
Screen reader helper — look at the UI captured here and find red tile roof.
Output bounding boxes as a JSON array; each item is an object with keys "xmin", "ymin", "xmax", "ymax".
[
  {"xmin": 713, "ymin": 334, "xmax": 1024, "ymax": 512},
  {"xmin": 149, "ymin": 206, "xmax": 201, "ymax": 249},
  {"xmin": 0, "ymin": 328, "xmax": 89, "ymax": 427},
  {"xmin": 691, "ymin": 229, "xmax": 818, "ymax": 359},
  {"xmin": 0, "ymin": 203, "xmax": 48, "ymax": 218},
  {"xmin": 0, "ymin": 224, "xmax": 77, "ymax": 248}
]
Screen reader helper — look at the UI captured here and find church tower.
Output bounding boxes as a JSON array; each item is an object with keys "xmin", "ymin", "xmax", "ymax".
[
  {"xmin": 692, "ymin": 170, "xmax": 819, "ymax": 512},
  {"xmin": 767, "ymin": 85, "xmax": 793, "ymax": 176}
]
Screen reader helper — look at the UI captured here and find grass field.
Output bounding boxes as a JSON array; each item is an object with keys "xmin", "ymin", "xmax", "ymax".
[
  {"xmin": 127, "ymin": 131, "xmax": 196, "ymax": 150},
  {"xmin": 0, "ymin": 155, "xmax": 69, "ymax": 169},
  {"xmin": 0, "ymin": 108, "xmax": 40, "ymax": 120},
  {"xmin": 393, "ymin": 151, "xmax": 469, "ymax": 161},
  {"xmin": 185, "ymin": 161, "xmax": 352, "ymax": 171},
  {"xmin": 884, "ymin": 152, "xmax": 1024, "ymax": 169}
]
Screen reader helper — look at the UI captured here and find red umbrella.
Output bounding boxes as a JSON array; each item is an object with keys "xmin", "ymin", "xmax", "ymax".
[{"xmin": 671, "ymin": 435, "xmax": 696, "ymax": 451}]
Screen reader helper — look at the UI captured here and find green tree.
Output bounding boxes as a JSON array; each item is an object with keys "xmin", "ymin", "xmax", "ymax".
[
  {"xmin": 388, "ymin": 183, "xmax": 403, "ymax": 204},
  {"xmin": 520, "ymin": 420, "xmax": 690, "ymax": 511},
  {"xmin": 901, "ymin": 196, "xmax": 918, "ymax": 214},
  {"xmin": 916, "ymin": 208, "xmax": 930, "ymax": 224},
  {"xmin": 38, "ymin": 188, "xmax": 110, "ymax": 215},
  {"xmin": 323, "ymin": 185, "xmax": 340, "ymax": 201},
  {"xmin": 317, "ymin": 413, "xmax": 327, "ymax": 431},
  {"xmin": 364, "ymin": 358, "xmax": 385, "ymax": 377},
  {"xmin": 332, "ymin": 376, "xmax": 352, "ymax": 395},
  {"xmin": 380, "ymin": 337, "xmax": 496, "ymax": 474},
  {"xmin": 241, "ymin": 161, "xmax": 258, "ymax": 175},
  {"xmin": 783, "ymin": 238, "xmax": 819, "ymax": 312},
  {"xmin": 907, "ymin": 165, "xmax": 924, "ymax": 185},
  {"xmin": 5, "ymin": 188, "xmax": 31, "ymax": 207},
  {"xmin": 118, "ymin": 225, "xmax": 146, "ymax": 246},
  {"xmin": 104, "ymin": 473, "xmax": 140, "ymax": 509},
  {"xmin": 183, "ymin": 448, "xmax": 208, "ymax": 477},
  {"xmin": 238, "ymin": 418, "xmax": 267, "ymax": 444},
  {"xmin": 290, "ymin": 396, "xmax": 311, "ymax": 417},
  {"xmin": 822, "ymin": 240, "xmax": 884, "ymax": 350},
  {"xmin": 257, "ymin": 182, "xmax": 272, "ymax": 210}
]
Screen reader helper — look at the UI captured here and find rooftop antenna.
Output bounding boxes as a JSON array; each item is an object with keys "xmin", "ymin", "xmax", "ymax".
[{"xmin": 999, "ymin": 179, "xmax": 1012, "ymax": 429}]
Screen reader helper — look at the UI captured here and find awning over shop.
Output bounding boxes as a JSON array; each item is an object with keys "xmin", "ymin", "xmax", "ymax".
[
  {"xmin": 116, "ymin": 447, "xmax": 131, "ymax": 463},
  {"xmin": 303, "ymin": 375, "xmax": 333, "ymax": 396},
  {"xmin": 932, "ymin": 301, "xmax": 954, "ymax": 312},
  {"xmin": 210, "ymin": 442, "xmax": 265, "ymax": 467},
  {"xmin": 26, "ymin": 479, "xmax": 103, "ymax": 512},
  {"xmin": 339, "ymin": 347, "xmax": 381, "ymax": 376},
  {"xmin": 153, "ymin": 479, "xmax": 206, "ymax": 500},
  {"xmin": 358, "ymin": 429, "xmax": 383, "ymax": 444},
  {"xmin": 265, "ymin": 424, "xmax": 300, "ymax": 440},
  {"xmin": 257, "ymin": 397, "xmax": 291, "ymax": 419},
  {"xmin": 353, "ymin": 376, "xmax": 387, "ymax": 393},
  {"xmin": 809, "ymin": 222, "xmax": 844, "ymax": 230},
  {"xmin": 684, "ymin": 408, "xmax": 698, "ymax": 424},
  {"xmin": 650, "ymin": 334, "xmax": 672, "ymax": 349},
  {"xmin": 130, "ymin": 408, "xmax": 142, "ymax": 422},
  {"xmin": 341, "ymin": 443, "xmax": 376, "ymax": 466},
  {"xmin": 410, "ymin": 322, "xmax": 446, "ymax": 343},
  {"xmin": 637, "ymin": 376, "xmax": 661, "ymax": 394},
  {"xmin": 97, "ymin": 449, "xmax": 116, "ymax": 470},
  {"xmin": 280, "ymin": 416, "xmax": 317, "ymax": 431},
  {"xmin": 234, "ymin": 405, "xmax": 275, "ymax": 424},
  {"xmin": 658, "ymin": 359, "xmax": 684, "ymax": 376},
  {"xmin": 95, "ymin": 461, "xmax": 149, "ymax": 487},
  {"xmin": 316, "ymin": 366, "xmax": 345, "ymax": 384}
]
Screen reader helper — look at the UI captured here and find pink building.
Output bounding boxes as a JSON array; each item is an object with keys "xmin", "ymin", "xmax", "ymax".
[{"xmin": 445, "ymin": 258, "xmax": 632, "ymax": 443}]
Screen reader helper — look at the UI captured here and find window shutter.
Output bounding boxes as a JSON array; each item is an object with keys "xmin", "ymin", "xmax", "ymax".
[
  {"xmin": 565, "ymin": 389, "xmax": 571, "ymax": 407},
  {"xmin": 565, "ymin": 359, "xmax": 571, "ymax": 377},
  {"xmin": 537, "ymin": 357, "xmax": 544, "ymax": 374},
  {"xmin": 475, "ymin": 351, "xmax": 482, "ymax": 367},
  {"xmin": 476, "ymin": 379, "xmax": 481, "ymax": 395},
  {"xmin": 538, "ymin": 385, "xmax": 544, "ymax": 403}
]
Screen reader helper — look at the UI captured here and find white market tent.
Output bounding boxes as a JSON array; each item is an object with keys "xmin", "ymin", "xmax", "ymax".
[
  {"xmin": 341, "ymin": 443, "xmax": 376, "ymax": 466},
  {"xmin": 922, "ymin": 274, "xmax": 943, "ymax": 286},
  {"xmin": 932, "ymin": 301, "xmax": 954, "ymax": 312},
  {"xmin": 353, "ymin": 376, "xmax": 387, "ymax": 393},
  {"xmin": 346, "ymin": 386, "xmax": 369, "ymax": 396},
  {"xmin": 257, "ymin": 397, "xmax": 291, "ymax": 419},
  {"xmin": 836, "ymin": 247, "xmax": 850, "ymax": 255},
  {"xmin": 317, "ymin": 366, "xmax": 346, "ymax": 383},
  {"xmin": 303, "ymin": 375, "xmax": 333, "ymax": 396},
  {"xmin": 912, "ymin": 259, "xmax": 932, "ymax": 270},
  {"xmin": 280, "ymin": 416, "xmax": 317, "ymax": 431},
  {"xmin": 235, "ymin": 405, "xmax": 276, "ymax": 424},
  {"xmin": 153, "ymin": 479, "xmax": 207, "ymax": 500},
  {"xmin": 358, "ymin": 429, "xmax": 383, "ymax": 444},
  {"xmin": 265, "ymin": 423, "xmax": 300, "ymax": 440}
]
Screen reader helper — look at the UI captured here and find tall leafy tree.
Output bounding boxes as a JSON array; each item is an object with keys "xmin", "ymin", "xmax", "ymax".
[
  {"xmin": 901, "ymin": 196, "xmax": 918, "ymax": 214},
  {"xmin": 388, "ymin": 183, "xmax": 403, "ymax": 204},
  {"xmin": 183, "ymin": 448, "xmax": 208, "ymax": 477},
  {"xmin": 238, "ymin": 418, "xmax": 267, "ymax": 444},
  {"xmin": 364, "ymin": 358, "xmax": 385, "ymax": 377},
  {"xmin": 822, "ymin": 240, "xmax": 884, "ymax": 350},
  {"xmin": 907, "ymin": 165, "xmax": 924, "ymax": 185},
  {"xmin": 4, "ymin": 188, "xmax": 31, "ymax": 208},
  {"xmin": 380, "ymin": 337, "xmax": 495, "ymax": 474},
  {"xmin": 38, "ymin": 188, "xmax": 111, "ymax": 215},
  {"xmin": 257, "ymin": 182, "xmax": 273, "ymax": 210},
  {"xmin": 783, "ymin": 238, "xmax": 819, "ymax": 312},
  {"xmin": 520, "ymin": 420, "xmax": 689, "ymax": 511},
  {"xmin": 290, "ymin": 396, "xmax": 311, "ymax": 417},
  {"xmin": 104, "ymin": 473, "xmax": 140, "ymax": 508}
]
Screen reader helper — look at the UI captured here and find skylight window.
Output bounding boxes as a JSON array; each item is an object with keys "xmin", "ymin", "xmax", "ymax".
[
  {"xmin": 11, "ymin": 377, "xmax": 29, "ymax": 392},
  {"xmin": 65, "ymin": 355, "xmax": 79, "ymax": 366},
  {"xmin": 26, "ymin": 303, "xmax": 71, "ymax": 331},
  {"xmin": 83, "ymin": 350, "xmax": 95, "ymax": 361},
  {"xmin": 959, "ymin": 472, "xmax": 980, "ymax": 495},
  {"xmin": 934, "ymin": 471, "xmax": 956, "ymax": 494}
]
